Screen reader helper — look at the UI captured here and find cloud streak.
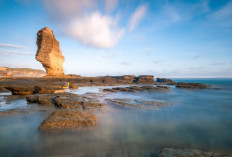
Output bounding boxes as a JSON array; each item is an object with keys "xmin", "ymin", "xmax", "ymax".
[
  {"xmin": 0, "ymin": 43, "xmax": 29, "ymax": 49},
  {"xmin": 207, "ymin": 1, "xmax": 232, "ymax": 27},
  {"xmin": 0, "ymin": 50, "xmax": 34, "ymax": 55},
  {"xmin": 129, "ymin": 4, "xmax": 147, "ymax": 32}
]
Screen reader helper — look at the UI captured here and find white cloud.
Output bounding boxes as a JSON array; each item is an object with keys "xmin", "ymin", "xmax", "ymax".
[
  {"xmin": 129, "ymin": 4, "xmax": 148, "ymax": 32},
  {"xmin": 43, "ymin": 0, "xmax": 124, "ymax": 49},
  {"xmin": 152, "ymin": 60, "xmax": 162, "ymax": 64},
  {"xmin": 66, "ymin": 12, "xmax": 124, "ymax": 48}
]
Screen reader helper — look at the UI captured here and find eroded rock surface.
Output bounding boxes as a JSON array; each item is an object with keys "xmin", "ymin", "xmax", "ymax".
[
  {"xmin": 39, "ymin": 110, "xmax": 97, "ymax": 133},
  {"xmin": 158, "ymin": 148, "xmax": 231, "ymax": 157},
  {"xmin": 36, "ymin": 27, "xmax": 64, "ymax": 76}
]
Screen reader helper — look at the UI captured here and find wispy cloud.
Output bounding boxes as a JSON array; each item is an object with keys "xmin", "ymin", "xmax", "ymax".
[
  {"xmin": 207, "ymin": 1, "xmax": 232, "ymax": 27},
  {"xmin": 191, "ymin": 55, "xmax": 202, "ymax": 59},
  {"xmin": 120, "ymin": 62, "xmax": 130, "ymax": 66},
  {"xmin": 0, "ymin": 50, "xmax": 34, "ymax": 55},
  {"xmin": 210, "ymin": 62, "xmax": 225, "ymax": 66},
  {"xmin": 43, "ymin": 0, "xmax": 124, "ymax": 49},
  {"xmin": 129, "ymin": 4, "xmax": 148, "ymax": 32},
  {"xmin": 152, "ymin": 59, "xmax": 162, "ymax": 64},
  {"xmin": 189, "ymin": 66, "xmax": 206, "ymax": 70},
  {"xmin": 0, "ymin": 43, "xmax": 29, "ymax": 49}
]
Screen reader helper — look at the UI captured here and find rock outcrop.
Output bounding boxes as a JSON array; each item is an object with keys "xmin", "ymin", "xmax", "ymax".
[{"xmin": 36, "ymin": 27, "xmax": 64, "ymax": 76}]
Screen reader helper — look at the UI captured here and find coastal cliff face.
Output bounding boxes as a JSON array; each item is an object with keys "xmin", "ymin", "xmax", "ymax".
[{"xmin": 36, "ymin": 27, "xmax": 64, "ymax": 76}]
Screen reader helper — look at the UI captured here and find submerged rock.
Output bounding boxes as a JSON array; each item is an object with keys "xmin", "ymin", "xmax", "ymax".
[
  {"xmin": 39, "ymin": 110, "xmax": 97, "ymax": 133},
  {"xmin": 36, "ymin": 27, "xmax": 65, "ymax": 76},
  {"xmin": 176, "ymin": 82, "xmax": 209, "ymax": 89},
  {"xmin": 103, "ymin": 85, "xmax": 170, "ymax": 93},
  {"xmin": 158, "ymin": 148, "xmax": 231, "ymax": 157},
  {"xmin": 107, "ymin": 98, "xmax": 168, "ymax": 110}
]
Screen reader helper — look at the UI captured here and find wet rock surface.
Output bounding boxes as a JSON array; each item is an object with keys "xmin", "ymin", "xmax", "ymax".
[
  {"xmin": 176, "ymin": 82, "xmax": 209, "ymax": 89},
  {"xmin": 103, "ymin": 85, "xmax": 170, "ymax": 93},
  {"xmin": 36, "ymin": 27, "xmax": 65, "ymax": 76},
  {"xmin": 158, "ymin": 148, "xmax": 231, "ymax": 157},
  {"xmin": 106, "ymin": 98, "xmax": 168, "ymax": 110},
  {"xmin": 6, "ymin": 85, "xmax": 63, "ymax": 95},
  {"xmin": 27, "ymin": 93, "xmax": 105, "ymax": 109},
  {"xmin": 39, "ymin": 110, "xmax": 97, "ymax": 133}
]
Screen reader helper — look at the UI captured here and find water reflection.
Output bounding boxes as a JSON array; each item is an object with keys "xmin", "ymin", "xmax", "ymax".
[{"xmin": 0, "ymin": 83, "xmax": 232, "ymax": 156}]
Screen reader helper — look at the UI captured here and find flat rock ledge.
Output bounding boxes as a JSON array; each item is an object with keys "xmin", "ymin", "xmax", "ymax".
[
  {"xmin": 103, "ymin": 85, "xmax": 170, "ymax": 93},
  {"xmin": 27, "ymin": 93, "xmax": 105, "ymax": 109},
  {"xmin": 39, "ymin": 110, "xmax": 97, "ymax": 133},
  {"xmin": 158, "ymin": 148, "xmax": 231, "ymax": 157},
  {"xmin": 6, "ymin": 85, "xmax": 63, "ymax": 95},
  {"xmin": 176, "ymin": 82, "xmax": 209, "ymax": 89}
]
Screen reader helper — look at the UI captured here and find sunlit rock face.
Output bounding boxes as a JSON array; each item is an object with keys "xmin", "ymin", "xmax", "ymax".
[{"xmin": 36, "ymin": 27, "xmax": 64, "ymax": 76}]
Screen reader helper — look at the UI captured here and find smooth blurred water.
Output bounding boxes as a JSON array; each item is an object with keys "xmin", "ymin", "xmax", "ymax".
[{"xmin": 0, "ymin": 79, "xmax": 232, "ymax": 156}]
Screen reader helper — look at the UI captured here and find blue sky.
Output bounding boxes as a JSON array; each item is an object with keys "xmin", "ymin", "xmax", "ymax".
[{"xmin": 0, "ymin": 0, "xmax": 232, "ymax": 78}]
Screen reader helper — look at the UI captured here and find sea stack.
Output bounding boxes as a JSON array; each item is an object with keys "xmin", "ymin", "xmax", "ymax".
[{"xmin": 36, "ymin": 27, "xmax": 64, "ymax": 76}]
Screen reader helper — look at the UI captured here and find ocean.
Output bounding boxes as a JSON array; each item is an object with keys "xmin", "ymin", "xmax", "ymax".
[{"xmin": 0, "ymin": 78, "xmax": 231, "ymax": 156}]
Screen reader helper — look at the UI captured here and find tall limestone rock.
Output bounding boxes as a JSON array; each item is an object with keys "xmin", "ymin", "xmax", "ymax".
[{"xmin": 36, "ymin": 27, "xmax": 64, "ymax": 76}]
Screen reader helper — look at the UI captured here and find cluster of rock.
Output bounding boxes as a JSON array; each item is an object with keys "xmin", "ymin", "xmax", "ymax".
[
  {"xmin": 103, "ymin": 85, "xmax": 170, "ymax": 93},
  {"xmin": 26, "ymin": 92, "xmax": 104, "ymax": 133}
]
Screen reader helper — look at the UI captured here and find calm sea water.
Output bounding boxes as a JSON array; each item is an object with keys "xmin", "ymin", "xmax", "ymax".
[{"xmin": 0, "ymin": 79, "xmax": 231, "ymax": 156}]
